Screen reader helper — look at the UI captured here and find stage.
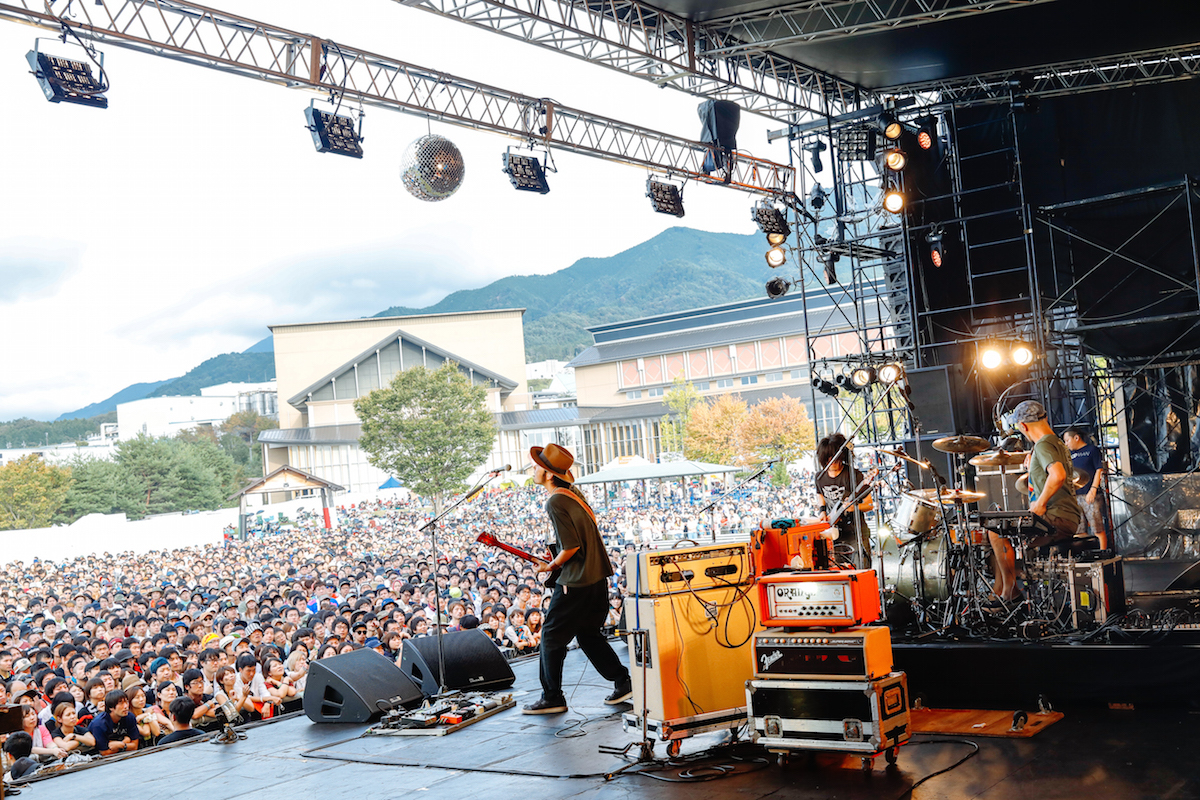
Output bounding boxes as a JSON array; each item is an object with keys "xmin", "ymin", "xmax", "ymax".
[{"xmin": 17, "ymin": 642, "xmax": 1200, "ymax": 799}]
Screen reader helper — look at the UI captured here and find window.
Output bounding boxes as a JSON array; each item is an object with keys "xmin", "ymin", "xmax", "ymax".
[
  {"xmin": 626, "ymin": 390, "xmax": 642, "ymax": 399},
  {"xmin": 716, "ymin": 379, "xmax": 734, "ymax": 389},
  {"xmin": 790, "ymin": 369, "xmax": 803, "ymax": 379},
  {"xmin": 741, "ymin": 376, "xmax": 759, "ymax": 386},
  {"xmin": 648, "ymin": 387, "xmax": 664, "ymax": 397},
  {"xmin": 695, "ymin": 382, "xmax": 710, "ymax": 390},
  {"xmin": 766, "ymin": 372, "xmax": 783, "ymax": 382}
]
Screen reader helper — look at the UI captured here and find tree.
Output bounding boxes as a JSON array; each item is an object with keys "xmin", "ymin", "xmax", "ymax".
[
  {"xmin": 686, "ymin": 394, "xmax": 748, "ymax": 466},
  {"xmin": 354, "ymin": 362, "xmax": 498, "ymax": 512},
  {"xmin": 660, "ymin": 377, "xmax": 703, "ymax": 457},
  {"xmin": 740, "ymin": 395, "xmax": 816, "ymax": 467},
  {"xmin": 218, "ymin": 409, "xmax": 278, "ymax": 477},
  {"xmin": 0, "ymin": 455, "xmax": 72, "ymax": 530},
  {"xmin": 115, "ymin": 435, "xmax": 241, "ymax": 517},
  {"xmin": 55, "ymin": 457, "xmax": 145, "ymax": 522}
]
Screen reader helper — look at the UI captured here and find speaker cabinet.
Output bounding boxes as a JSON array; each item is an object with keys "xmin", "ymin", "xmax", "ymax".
[
  {"xmin": 303, "ymin": 648, "xmax": 424, "ymax": 723},
  {"xmin": 905, "ymin": 365, "xmax": 967, "ymax": 436},
  {"xmin": 398, "ymin": 629, "xmax": 516, "ymax": 697}
]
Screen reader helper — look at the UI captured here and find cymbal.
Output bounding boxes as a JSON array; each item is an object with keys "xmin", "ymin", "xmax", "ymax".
[
  {"xmin": 969, "ymin": 450, "xmax": 1030, "ymax": 467},
  {"xmin": 1072, "ymin": 467, "xmax": 1092, "ymax": 490},
  {"xmin": 908, "ymin": 487, "xmax": 987, "ymax": 505},
  {"xmin": 932, "ymin": 435, "xmax": 991, "ymax": 454}
]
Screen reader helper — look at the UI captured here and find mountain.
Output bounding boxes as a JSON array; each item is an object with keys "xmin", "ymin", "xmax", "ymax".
[
  {"xmin": 147, "ymin": 352, "xmax": 276, "ymax": 397},
  {"xmin": 375, "ymin": 227, "xmax": 781, "ymax": 360},
  {"xmin": 56, "ymin": 379, "xmax": 177, "ymax": 421},
  {"xmin": 243, "ymin": 336, "xmax": 273, "ymax": 353}
]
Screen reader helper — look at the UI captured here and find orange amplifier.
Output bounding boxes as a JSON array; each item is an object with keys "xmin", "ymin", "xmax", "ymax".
[
  {"xmin": 753, "ymin": 626, "xmax": 893, "ymax": 681},
  {"xmin": 752, "ymin": 520, "xmax": 836, "ymax": 573},
  {"xmin": 758, "ymin": 569, "xmax": 881, "ymax": 628}
]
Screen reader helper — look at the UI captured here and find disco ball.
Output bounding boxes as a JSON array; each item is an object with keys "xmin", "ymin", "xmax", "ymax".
[{"xmin": 400, "ymin": 134, "xmax": 466, "ymax": 202}]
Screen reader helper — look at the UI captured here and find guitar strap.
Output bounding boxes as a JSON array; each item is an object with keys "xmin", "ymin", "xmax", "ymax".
[{"xmin": 550, "ymin": 487, "xmax": 597, "ymax": 524}]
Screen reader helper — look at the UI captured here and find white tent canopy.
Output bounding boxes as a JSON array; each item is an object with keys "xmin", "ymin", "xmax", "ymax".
[{"xmin": 574, "ymin": 459, "xmax": 740, "ymax": 485}]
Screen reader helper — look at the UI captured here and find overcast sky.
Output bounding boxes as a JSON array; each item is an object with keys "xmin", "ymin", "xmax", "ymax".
[{"xmin": 0, "ymin": 0, "xmax": 796, "ymax": 421}]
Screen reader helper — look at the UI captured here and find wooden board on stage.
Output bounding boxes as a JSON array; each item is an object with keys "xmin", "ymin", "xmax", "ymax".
[{"xmin": 909, "ymin": 707, "xmax": 1064, "ymax": 738}]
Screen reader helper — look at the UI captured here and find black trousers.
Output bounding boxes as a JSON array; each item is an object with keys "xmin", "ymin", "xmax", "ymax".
[{"xmin": 538, "ymin": 579, "xmax": 629, "ymax": 702}]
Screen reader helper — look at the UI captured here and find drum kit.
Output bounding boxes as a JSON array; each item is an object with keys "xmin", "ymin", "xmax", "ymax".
[{"xmin": 878, "ymin": 434, "xmax": 1031, "ymax": 626}]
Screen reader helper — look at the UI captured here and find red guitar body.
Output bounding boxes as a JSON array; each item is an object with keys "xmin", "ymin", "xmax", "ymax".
[{"xmin": 476, "ymin": 533, "xmax": 560, "ymax": 588}]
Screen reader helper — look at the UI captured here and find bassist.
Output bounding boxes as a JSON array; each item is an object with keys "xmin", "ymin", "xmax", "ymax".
[{"xmin": 815, "ymin": 433, "xmax": 875, "ymax": 569}]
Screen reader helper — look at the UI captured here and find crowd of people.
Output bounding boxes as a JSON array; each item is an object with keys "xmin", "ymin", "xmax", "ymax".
[{"xmin": 0, "ymin": 475, "xmax": 816, "ymax": 780}]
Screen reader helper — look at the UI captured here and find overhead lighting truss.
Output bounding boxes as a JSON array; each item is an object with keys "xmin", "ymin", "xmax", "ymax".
[
  {"xmin": 503, "ymin": 151, "xmax": 551, "ymax": 193},
  {"xmin": 647, "ymin": 177, "xmax": 684, "ymax": 217},
  {"xmin": 0, "ymin": 0, "xmax": 795, "ymax": 198},
  {"xmin": 304, "ymin": 103, "xmax": 363, "ymax": 158},
  {"xmin": 393, "ymin": 0, "xmax": 862, "ymax": 121},
  {"xmin": 26, "ymin": 44, "xmax": 107, "ymax": 108}
]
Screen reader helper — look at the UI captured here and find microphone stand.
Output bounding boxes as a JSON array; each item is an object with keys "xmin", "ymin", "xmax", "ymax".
[
  {"xmin": 418, "ymin": 469, "xmax": 499, "ymax": 694},
  {"xmin": 699, "ymin": 462, "xmax": 775, "ymax": 543}
]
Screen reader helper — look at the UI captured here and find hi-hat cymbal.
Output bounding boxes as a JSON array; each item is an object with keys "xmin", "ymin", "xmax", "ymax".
[
  {"xmin": 932, "ymin": 435, "xmax": 991, "ymax": 454},
  {"xmin": 909, "ymin": 487, "xmax": 987, "ymax": 505},
  {"xmin": 969, "ymin": 450, "xmax": 1030, "ymax": 467},
  {"xmin": 1072, "ymin": 467, "xmax": 1092, "ymax": 490}
]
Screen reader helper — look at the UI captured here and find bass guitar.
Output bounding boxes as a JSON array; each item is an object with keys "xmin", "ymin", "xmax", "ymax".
[
  {"xmin": 825, "ymin": 468, "xmax": 879, "ymax": 528},
  {"xmin": 476, "ymin": 532, "xmax": 560, "ymax": 588}
]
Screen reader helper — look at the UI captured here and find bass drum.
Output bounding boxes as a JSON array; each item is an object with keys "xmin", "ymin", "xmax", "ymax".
[{"xmin": 879, "ymin": 534, "xmax": 953, "ymax": 602}]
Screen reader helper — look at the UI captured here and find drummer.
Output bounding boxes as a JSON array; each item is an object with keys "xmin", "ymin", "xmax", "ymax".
[
  {"xmin": 990, "ymin": 400, "xmax": 1082, "ymax": 605},
  {"xmin": 814, "ymin": 433, "xmax": 874, "ymax": 569}
]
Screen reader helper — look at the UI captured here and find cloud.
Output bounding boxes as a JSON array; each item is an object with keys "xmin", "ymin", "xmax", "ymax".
[{"xmin": 0, "ymin": 239, "xmax": 82, "ymax": 302}]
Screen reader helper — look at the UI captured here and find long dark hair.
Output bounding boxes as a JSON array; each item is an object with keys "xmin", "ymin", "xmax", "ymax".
[{"xmin": 816, "ymin": 433, "xmax": 850, "ymax": 469}]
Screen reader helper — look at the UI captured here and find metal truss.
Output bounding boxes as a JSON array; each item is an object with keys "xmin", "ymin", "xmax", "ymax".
[
  {"xmin": 897, "ymin": 42, "xmax": 1200, "ymax": 102},
  {"xmin": 0, "ymin": 0, "xmax": 794, "ymax": 196},
  {"xmin": 398, "ymin": 0, "xmax": 864, "ymax": 120},
  {"xmin": 702, "ymin": 0, "xmax": 1054, "ymax": 54}
]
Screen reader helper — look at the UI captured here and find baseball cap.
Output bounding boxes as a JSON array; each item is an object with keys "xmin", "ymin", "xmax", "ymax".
[{"xmin": 1012, "ymin": 400, "xmax": 1047, "ymax": 423}]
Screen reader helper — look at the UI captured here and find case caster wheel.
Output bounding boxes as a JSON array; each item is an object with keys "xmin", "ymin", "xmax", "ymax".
[
  {"xmin": 1038, "ymin": 694, "xmax": 1053, "ymax": 714},
  {"xmin": 666, "ymin": 740, "xmax": 682, "ymax": 758},
  {"xmin": 885, "ymin": 746, "xmax": 899, "ymax": 766},
  {"xmin": 861, "ymin": 756, "xmax": 874, "ymax": 772},
  {"xmin": 776, "ymin": 751, "xmax": 789, "ymax": 767},
  {"xmin": 1011, "ymin": 710, "xmax": 1028, "ymax": 732}
]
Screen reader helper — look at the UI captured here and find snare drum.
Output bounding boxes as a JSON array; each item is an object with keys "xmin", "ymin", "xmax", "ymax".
[{"xmin": 894, "ymin": 492, "xmax": 941, "ymax": 538}]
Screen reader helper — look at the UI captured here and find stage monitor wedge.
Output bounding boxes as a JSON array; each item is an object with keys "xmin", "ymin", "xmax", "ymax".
[{"xmin": 304, "ymin": 648, "xmax": 424, "ymax": 723}]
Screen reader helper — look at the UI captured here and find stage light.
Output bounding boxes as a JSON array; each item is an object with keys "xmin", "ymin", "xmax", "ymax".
[
  {"xmin": 851, "ymin": 366, "xmax": 876, "ymax": 388},
  {"xmin": 402, "ymin": 134, "xmax": 466, "ymax": 202},
  {"xmin": 647, "ymin": 178, "xmax": 684, "ymax": 217},
  {"xmin": 803, "ymin": 139, "xmax": 827, "ymax": 172},
  {"xmin": 980, "ymin": 344, "xmax": 1004, "ymax": 370},
  {"xmin": 304, "ymin": 104, "xmax": 363, "ymax": 158},
  {"xmin": 502, "ymin": 151, "xmax": 550, "ymax": 194},
  {"xmin": 1011, "ymin": 343, "xmax": 1035, "ymax": 366},
  {"xmin": 767, "ymin": 232, "xmax": 787, "ymax": 246},
  {"xmin": 877, "ymin": 363, "xmax": 904, "ymax": 384},
  {"xmin": 835, "ymin": 374, "xmax": 862, "ymax": 394},
  {"xmin": 26, "ymin": 48, "xmax": 108, "ymax": 108},
  {"xmin": 927, "ymin": 226, "xmax": 945, "ymax": 268},
  {"xmin": 809, "ymin": 183, "xmax": 828, "ymax": 210},
  {"xmin": 836, "ymin": 125, "xmax": 877, "ymax": 161},
  {"xmin": 882, "ymin": 187, "xmax": 905, "ymax": 214},
  {"xmin": 812, "ymin": 376, "xmax": 839, "ymax": 398},
  {"xmin": 884, "ymin": 149, "xmax": 907, "ymax": 171},
  {"xmin": 765, "ymin": 245, "xmax": 787, "ymax": 268},
  {"xmin": 765, "ymin": 277, "xmax": 791, "ymax": 299},
  {"xmin": 753, "ymin": 204, "xmax": 790, "ymax": 237},
  {"xmin": 878, "ymin": 112, "xmax": 902, "ymax": 141}
]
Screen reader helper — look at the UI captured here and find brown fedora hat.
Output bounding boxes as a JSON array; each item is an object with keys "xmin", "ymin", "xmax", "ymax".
[{"xmin": 530, "ymin": 443, "xmax": 576, "ymax": 483}]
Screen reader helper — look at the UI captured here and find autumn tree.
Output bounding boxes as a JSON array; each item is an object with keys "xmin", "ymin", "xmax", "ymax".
[
  {"xmin": 354, "ymin": 362, "xmax": 497, "ymax": 513},
  {"xmin": 741, "ymin": 396, "xmax": 816, "ymax": 486},
  {"xmin": 0, "ymin": 455, "xmax": 71, "ymax": 530},
  {"xmin": 686, "ymin": 393, "xmax": 749, "ymax": 465},
  {"xmin": 218, "ymin": 409, "xmax": 278, "ymax": 477},
  {"xmin": 660, "ymin": 377, "xmax": 703, "ymax": 457}
]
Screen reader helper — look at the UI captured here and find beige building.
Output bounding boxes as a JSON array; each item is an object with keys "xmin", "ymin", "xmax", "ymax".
[{"xmin": 260, "ymin": 309, "xmax": 529, "ymax": 494}]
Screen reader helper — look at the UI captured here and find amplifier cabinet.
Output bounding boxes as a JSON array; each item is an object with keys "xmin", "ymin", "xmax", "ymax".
[
  {"xmin": 754, "ymin": 626, "xmax": 893, "ymax": 681},
  {"xmin": 628, "ymin": 542, "xmax": 753, "ymax": 597},
  {"xmin": 752, "ymin": 521, "xmax": 835, "ymax": 573},
  {"xmin": 1069, "ymin": 557, "xmax": 1126, "ymax": 629},
  {"xmin": 747, "ymin": 673, "xmax": 910, "ymax": 754},
  {"xmin": 758, "ymin": 569, "xmax": 881, "ymax": 628},
  {"xmin": 627, "ymin": 582, "xmax": 760, "ymax": 726}
]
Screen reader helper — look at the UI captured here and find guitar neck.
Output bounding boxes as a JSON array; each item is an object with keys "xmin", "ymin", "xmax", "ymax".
[{"xmin": 482, "ymin": 537, "xmax": 540, "ymax": 565}]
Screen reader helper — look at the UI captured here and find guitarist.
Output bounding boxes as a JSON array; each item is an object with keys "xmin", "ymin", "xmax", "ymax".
[
  {"xmin": 815, "ymin": 433, "xmax": 875, "ymax": 569},
  {"xmin": 521, "ymin": 443, "xmax": 633, "ymax": 715}
]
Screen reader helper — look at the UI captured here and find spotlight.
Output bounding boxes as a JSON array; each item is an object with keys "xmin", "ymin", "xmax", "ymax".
[
  {"xmin": 835, "ymin": 125, "xmax": 877, "ymax": 161},
  {"xmin": 851, "ymin": 366, "xmax": 876, "ymax": 388},
  {"xmin": 765, "ymin": 277, "xmax": 791, "ymax": 299},
  {"xmin": 878, "ymin": 112, "xmax": 903, "ymax": 141},
  {"xmin": 767, "ymin": 232, "xmax": 787, "ymax": 246},
  {"xmin": 803, "ymin": 139, "xmax": 827, "ymax": 172},
  {"xmin": 647, "ymin": 178, "xmax": 684, "ymax": 217},
  {"xmin": 980, "ymin": 344, "xmax": 1004, "ymax": 370},
  {"xmin": 752, "ymin": 204, "xmax": 790, "ymax": 237},
  {"xmin": 884, "ymin": 149, "xmax": 907, "ymax": 172},
  {"xmin": 26, "ymin": 48, "xmax": 108, "ymax": 108},
  {"xmin": 304, "ymin": 104, "xmax": 363, "ymax": 158},
  {"xmin": 882, "ymin": 186, "xmax": 905, "ymax": 214},
  {"xmin": 835, "ymin": 374, "xmax": 862, "ymax": 394},
  {"xmin": 926, "ymin": 226, "xmax": 946, "ymax": 268},
  {"xmin": 877, "ymin": 363, "xmax": 904, "ymax": 384},
  {"xmin": 1011, "ymin": 343, "xmax": 1035, "ymax": 366},
  {"xmin": 812, "ymin": 377, "xmax": 839, "ymax": 398},
  {"xmin": 765, "ymin": 246, "xmax": 787, "ymax": 268},
  {"xmin": 502, "ymin": 151, "xmax": 550, "ymax": 194},
  {"xmin": 809, "ymin": 183, "xmax": 828, "ymax": 210}
]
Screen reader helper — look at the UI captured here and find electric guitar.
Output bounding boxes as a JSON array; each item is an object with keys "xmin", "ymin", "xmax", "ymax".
[
  {"xmin": 476, "ymin": 533, "xmax": 560, "ymax": 588},
  {"xmin": 824, "ymin": 468, "xmax": 879, "ymax": 528}
]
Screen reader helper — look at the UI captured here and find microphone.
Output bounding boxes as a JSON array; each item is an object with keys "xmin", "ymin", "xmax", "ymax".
[{"xmin": 487, "ymin": 465, "xmax": 512, "ymax": 475}]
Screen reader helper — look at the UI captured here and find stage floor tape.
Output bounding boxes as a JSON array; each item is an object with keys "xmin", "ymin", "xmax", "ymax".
[{"xmin": 910, "ymin": 707, "xmax": 1064, "ymax": 738}]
